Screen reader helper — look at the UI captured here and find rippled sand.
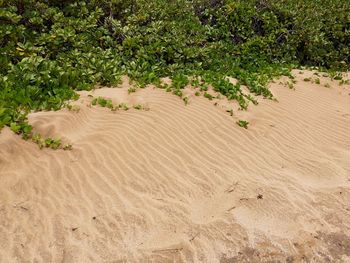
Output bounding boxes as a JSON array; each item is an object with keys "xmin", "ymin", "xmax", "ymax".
[{"xmin": 1, "ymin": 70, "xmax": 350, "ymax": 262}]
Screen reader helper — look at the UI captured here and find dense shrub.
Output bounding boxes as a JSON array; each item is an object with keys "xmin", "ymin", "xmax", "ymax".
[{"xmin": 0, "ymin": 0, "xmax": 349, "ymax": 136}]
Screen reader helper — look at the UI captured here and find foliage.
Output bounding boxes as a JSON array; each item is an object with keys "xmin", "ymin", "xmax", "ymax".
[
  {"xmin": 236, "ymin": 120, "xmax": 249, "ymax": 129},
  {"xmin": 133, "ymin": 104, "xmax": 142, "ymax": 110},
  {"xmin": 0, "ymin": 0, "xmax": 349, "ymax": 138},
  {"xmin": 91, "ymin": 96, "xmax": 147, "ymax": 111},
  {"xmin": 32, "ymin": 133, "xmax": 63, "ymax": 149}
]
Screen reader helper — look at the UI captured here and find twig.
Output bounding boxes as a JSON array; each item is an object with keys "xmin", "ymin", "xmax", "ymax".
[
  {"xmin": 189, "ymin": 233, "xmax": 199, "ymax": 242},
  {"xmin": 225, "ymin": 181, "xmax": 239, "ymax": 193},
  {"xmin": 227, "ymin": 206, "xmax": 236, "ymax": 212}
]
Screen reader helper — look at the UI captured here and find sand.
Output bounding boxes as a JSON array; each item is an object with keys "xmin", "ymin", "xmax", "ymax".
[{"xmin": 0, "ymin": 70, "xmax": 350, "ymax": 262}]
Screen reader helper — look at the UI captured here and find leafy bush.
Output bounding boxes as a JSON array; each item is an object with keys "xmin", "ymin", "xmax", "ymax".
[{"xmin": 0, "ymin": 0, "xmax": 349, "ymax": 138}]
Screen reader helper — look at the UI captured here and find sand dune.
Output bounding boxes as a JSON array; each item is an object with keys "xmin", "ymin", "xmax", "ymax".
[{"xmin": 0, "ymin": 70, "xmax": 350, "ymax": 262}]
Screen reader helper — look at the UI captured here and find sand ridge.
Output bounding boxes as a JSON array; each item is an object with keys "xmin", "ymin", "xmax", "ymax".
[{"xmin": 0, "ymin": 70, "xmax": 350, "ymax": 262}]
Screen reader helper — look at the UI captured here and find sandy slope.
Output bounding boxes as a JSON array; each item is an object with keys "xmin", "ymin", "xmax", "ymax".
[{"xmin": 0, "ymin": 70, "xmax": 350, "ymax": 262}]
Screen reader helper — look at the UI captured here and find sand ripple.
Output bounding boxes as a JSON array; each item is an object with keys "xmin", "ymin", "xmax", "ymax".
[{"xmin": 0, "ymin": 71, "xmax": 350, "ymax": 262}]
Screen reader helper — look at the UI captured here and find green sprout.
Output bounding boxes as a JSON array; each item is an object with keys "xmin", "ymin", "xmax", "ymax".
[
  {"xmin": 204, "ymin": 92, "xmax": 213, "ymax": 100},
  {"xmin": 236, "ymin": 120, "xmax": 249, "ymax": 129},
  {"xmin": 133, "ymin": 104, "xmax": 142, "ymax": 110}
]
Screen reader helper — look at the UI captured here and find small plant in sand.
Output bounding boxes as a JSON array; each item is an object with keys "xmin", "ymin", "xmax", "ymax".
[
  {"xmin": 128, "ymin": 86, "xmax": 137, "ymax": 94},
  {"xmin": 95, "ymin": 97, "xmax": 112, "ymax": 109},
  {"xmin": 32, "ymin": 134, "xmax": 45, "ymax": 149},
  {"xmin": 238, "ymin": 97, "xmax": 249, "ymax": 111},
  {"xmin": 133, "ymin": 104, "xmax": 142, "ymax": 110},
  {"xmin": 245, "ymin": 94, "xmax": 258, "ymax": 105},
  {"xmin": 183, "ymin": 97, "xmax": 189, "ymax": 105},
  {"xmin": 90, "ymin": 96, "xmax": 149, "ymax": 112},
  {"xmin": 194, "ymin": 91, "xmax": 201, "ymax": 96},
  {"xmin": 339, "ymin": 79, "xmax": 350, "ymax": 86},
  {"xmin": 226, "ymin": 109, "xmax": 234, "ymax": 116},
  {"xmin": 91, "ymin": 97, "xmax": 105, "ymax": 107},
  {"xmin": 303, "ymin": 78, "xmax": 311, "ymax": 82},
  {"xmin": 324, "ymin": 83, "xmax": 331, "ymax": 88},
  {"xmin": 142, "ymin": 105, "xmax": 150, "ymax": 111},
  {"xmin": 10, "ymin": 122, "xmax": 32, "ymax": 140},
  {"xmin": 330, "ymin": 72, "xmax": 343, "ymax": 81},
  {"xmin": 110, "ymin": 105, "xmax": 118, "ymax": 112},
  {"xmin": 32, "ymin": 134, "xmax": 62, "ymax": 149},
  {"xmin": 63, "ymin": 144, "xmax": 73, "ymax": 151},
  {"xmin": 156, "ymin": 82, "xmax": 169, "ymax": 89},
  {"xmin": 106, "ymin": 100, "xmax": 114, "ymax": 110},
  {"xmin": 96, "ymin": 97, "xmax": 109, "ymax": 107},
  {"xmin": 66, "ymin": 104, "xmax": 80, "ymax": 112},
  {"xmin": 287, "ymin": 81, "xmax": 294, "ymax": 89},
  {"xmin": 314, "ymin": 78, "xmax": 321, "ymax": 84},
  {"xmin": 91, "ymin": 97, "xmax": 118, "ymax": 111},
  {"xmin": 236, "ymin": 120, "xmax": 249, "ymax": 129},
  {"xmin": 204, "ymin": 92, "xmax": 213, "ymax": 100},
  {"xmin": 119, "ymin": 103, "xmax": 129, "ymax": 111},
  {"xmin": 285, "ymin": 77, "xmax": 297, "ymax": 90},
  {"xmin": 172, "ymin": 89, "xmax": 183, "ymax": 98},
  {"xmin": 45, "ymin": 138, "xmax": 62, "ymax": 149}
]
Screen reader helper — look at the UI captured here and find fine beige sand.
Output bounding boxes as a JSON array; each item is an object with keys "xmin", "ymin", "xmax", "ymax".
[{"xmin": 0, "ymin": 70, "xmax": 350, "ymax": 262}]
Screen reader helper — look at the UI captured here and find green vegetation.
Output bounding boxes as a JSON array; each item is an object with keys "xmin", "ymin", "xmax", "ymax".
[
  {"xmin": 183, "ymin": 96, "xmax": 189, "ymax": 105},
  {"xmin": 133, "ymin": 104, "xmax": 141, "ymax": 110},
  {"xmin": 92, "ymin": 97, "xmax": 114, "ymax": 109},
  {"xmin": 236, "ymin": 120, "xmax": 249, "ymax": 129},
  {"xmin": 1, "ymin": 0, "xmax": 349, "ymax": 140},
  {"xmin": 119, "ymin": 103, "xmax": 129, "ymax": 111},
  {"xmin": 128, "ymin": 86, "xmax": 137, "ymax": 94},
  {"xmin": 340, "ymin": 79, "xmax": 350, "ymax": 86},
  {"xmin": 204, "ymin": 92, "xmax": 213, "ymax": 101},
  {"xmin": 66, "ymin": 104, "xmax": 80, "ymax": 112},
  {"xmin": 91, "ymin": 96, "xmax": 147, "ymax": 111},
  {"xmin": 63, "ymin": 144, "xmax": 73, "ymax": 150},
  {"xmin": 286, "ymin": 81, "xmax": 294, "ymax": 90},
  {"xmin": 32, "ymin": 133, "xmax": 64, "ymax": 149}
]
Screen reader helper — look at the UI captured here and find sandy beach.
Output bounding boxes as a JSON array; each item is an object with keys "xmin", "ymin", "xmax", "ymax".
[{"xmin": 0, "ymin": 70, "xmax": 349, "ymax": 262}]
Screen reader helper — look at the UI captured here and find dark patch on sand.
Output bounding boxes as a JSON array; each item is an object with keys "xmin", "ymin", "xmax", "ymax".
[{"xmin": 220, "ymin": 232, "xmax": 350, "ymax": 262}]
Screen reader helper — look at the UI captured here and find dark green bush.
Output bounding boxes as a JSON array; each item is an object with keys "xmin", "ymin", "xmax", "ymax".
[{"xmin": 0, "ymin": 0, "xmax": 349, "ymax": 137}]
